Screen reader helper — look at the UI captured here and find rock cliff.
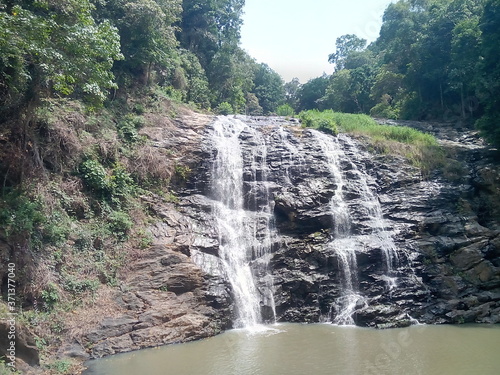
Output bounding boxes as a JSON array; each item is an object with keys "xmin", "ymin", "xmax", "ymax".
[{"xmin": 84, "ymin": 114, "xmax": 500, "ymax": 359}]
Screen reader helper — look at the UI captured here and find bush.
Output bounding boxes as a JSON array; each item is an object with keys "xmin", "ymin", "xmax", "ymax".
[
  {"xmin": 41, "ymin": 283, "xmax": 59, "ymax": 310},
  {"xmin": 370, "ymin": 102, "xmax": 399, "ymax": 120},
  {"xmin": 110, "ymin": 164, "xmax": 135, "ymax": 197},
  {"xmin": 299, "ymin": 109, "xmax": 338, "ymax": 135},
  {"xmin": 117, "ymin": 114, "xmax": 144, "ymax": 143},
  {"xmin": 79, "ymin": 159, "xmax": 111, "ymax": 194},
  {"xmin": 107, "ymin": 210, "xmax": 133, "ymax": 238},
  {"xmin": 276, "ymin": 104, "xmax": 295, "ymax": 116},
  {"xmin": 216, "ymin": 102, "xmax": 233, "ymax": 115},
  {"xmin": 0, "ymin": 192, "xmax": 45, "ymax": 237}
]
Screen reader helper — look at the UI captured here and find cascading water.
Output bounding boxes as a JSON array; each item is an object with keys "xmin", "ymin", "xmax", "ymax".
[
  {"xmin": 207, "ymin": 117, "xmax": 399, "ymax": 327},
  {"xmin": 276, "ymin": 126, "xmax": 306, "ymax": 184},
  {"xmin": 312, "ymin": 130, "xmax": 362, "ymax": 325},
  {"xmin": 312, "ymin": 130, "xmax": 399, "ymax": 324},
  {"xmin": 340, "ymin": 135, "xmax": 399, "ymax": 287},
  {"xmin": 209, "ymin": 116, "xmax": 276, "ymax": 328}
]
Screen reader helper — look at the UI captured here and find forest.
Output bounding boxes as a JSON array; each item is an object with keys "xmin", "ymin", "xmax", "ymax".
[
  {"xmin": 1, "ymin": 0, "xmax": 500, "ymax": 145},
  {"xmin": 292, "ymin": 0, "xmax": 500, "ymax": 147}
]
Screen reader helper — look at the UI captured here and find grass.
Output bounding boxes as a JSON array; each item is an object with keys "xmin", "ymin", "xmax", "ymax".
[{"xmin": 299, "ymin": 110, "xmax": 445, "ymax": 176}]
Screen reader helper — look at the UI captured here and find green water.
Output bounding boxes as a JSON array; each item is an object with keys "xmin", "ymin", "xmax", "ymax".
[{"xmin": 84, "ymin": 324, "xmax": 500, "ymax": 375}]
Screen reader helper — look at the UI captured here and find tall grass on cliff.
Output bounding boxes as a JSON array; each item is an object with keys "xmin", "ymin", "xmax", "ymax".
[{"xmin": 299, "ymin": 110, "xmax": 444, "ymax": 176}]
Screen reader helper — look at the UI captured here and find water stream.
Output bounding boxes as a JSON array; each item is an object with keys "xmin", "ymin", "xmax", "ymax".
[{"xmin": 208, "ymin": 116, "xmax": 277, "ymax": 327}]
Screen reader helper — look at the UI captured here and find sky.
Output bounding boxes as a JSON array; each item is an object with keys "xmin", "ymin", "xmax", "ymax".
[{"xmin": 240, "ymin": 0, "xmax": 396, "ymax": 83}]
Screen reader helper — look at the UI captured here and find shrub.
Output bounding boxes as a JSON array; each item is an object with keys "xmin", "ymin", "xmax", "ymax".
[
  {"xmin": 107, "ymin": 210, "xmax": 133, "ymax": 238},
  {"xmin": 116, "ymin": 114, "xmax": 144, "ymax": 143},
  {"xmin": 276, "ymin": 104, "xmax": 295, "ymax": 116},
  {"xmin": 216, "ymin": 102, "xmax": 233, "ymax": 115},
  {"xmin": 110, "ymin": 164, "xmax": 135, "ymax": 197},
  {"xmin": 299, "ymin": 109, "xmax": 338, "ymax": 135},
  {"xmin": 370, "ymin": 102, "xmax": 399, "ymax": 119},
  {"xmin": 79, "ymin": 159, "xmax": 111, "ymax": 194},
  {"xmin": 0, "ymin": 192, "xmax": 45, "ymax": 237},
  {"xmin": 41, "ymin": 283, "xmax": 59, "ymax": 310}
]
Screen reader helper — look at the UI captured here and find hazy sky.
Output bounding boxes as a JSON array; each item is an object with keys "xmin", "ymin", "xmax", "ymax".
[{"xmin": 240, "ymin": 0, "xmax": 395, "ymax": 83}]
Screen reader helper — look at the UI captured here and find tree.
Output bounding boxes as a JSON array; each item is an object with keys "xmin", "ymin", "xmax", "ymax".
[
  {"xmin": 253, "ymin": 63, "xmax": 285, "ymax": 114},
  {"xmin": 207, "ymin": 46, "xmax": 255, "ymax": 112},
  {"xmin": 179, "ymin": 0, "xmax": 244, "ymax": 68},
  {"xmin": 113, "ymin": 0, "xmax": 182, "ymax": 85},
  {"xmin": 295, "ymin": 75, "xmax": 329, "ymax": 111},
  {"xmin": 476, "ymin": 0, "xmax": 500, "ymax": 145},
  {"xmin": 0, "ymin": 0, "xmax": 123, "ymax": 113},
  {"xmin": 328, "ymin": 34, "xmax": 367, "ymax": 71},
  {"xmin": 284, "ymin": 78, "xmax": 301, "ymax": 109}
]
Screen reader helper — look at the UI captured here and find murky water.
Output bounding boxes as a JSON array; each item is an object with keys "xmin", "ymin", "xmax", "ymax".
[{"xmin": 84, "ymin": 324, "xmax": 500, "ymax": 375}]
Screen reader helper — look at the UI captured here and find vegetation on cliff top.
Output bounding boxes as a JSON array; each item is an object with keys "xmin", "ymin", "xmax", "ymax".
[
  {"xmin": 287, "ymin": 0, "xmax": 500, "ymax": 148},
  {"xmin": 299, "ymin": 109, "xmax": 443, "ymax": 175}
]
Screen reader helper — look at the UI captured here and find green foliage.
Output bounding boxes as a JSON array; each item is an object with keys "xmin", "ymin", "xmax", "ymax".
[
  {"xmin": 216, "ymin": 102, "xmax": 234, "ymax": 115},
  {"xmin": 63, "ymin": 277, "xmax": 99, "ymax": 295},
  {"xmin": 276, "ymin": 104, "xmax": 295, "ymax": 117},
  {"xmin": 107, "ymin": 211, "xmax": 133, "ymax": 238},
  {"xmin": 476, "ymin": 0, "xmax": 500, "ymax": 147},
  {"xmin": 46, "ymin": 359, "xmax": 73, "ymax": 374},
  {"xmin": 253, "ymin": 63, "xmax": 285, "ymax": 114},
  {"xmin": 0, "ymin": 191, "xmax": 45, "ymax": 237},
  {"xmin": 0, "ymin": 1, "xmax": 123, "ymax": 111},
  {"xmin": 79, "ymin": 159, "xmax": 111, "ymax": 195},
  {"xmin": 174, "ymin": 164, "xmax": 192, "ymax": 182},
  {"xmin": 41, "ymin": 283, "xmax": 59, "ymax": 310},
  {"xmin": 301, "ymin": 109, "xmax": 442, "ymax": 174},
  {"xmin": 370, "ymin": 101, "xmax": 399, "ymax": 120},
  {"xmin": 299, "ymin": 110, "xmax": 338, "ymax": 135},
  {"xmin": 328, "ymin": 34, "xmax": 367, "ymax": 70},
  {"xmin": 117, "ymin": 114, "xmax": 145, "ymax": 143},
  {"xmin": 110, "ymin": 164, "xmax": 136, "ymax": 198},
  {"xmin": 79, "ymin": 160, "xmax": 136, "ymax": 201},
  {"xmin": 295, "ymin": 75, "xmax": 329, "ymax": 111},
  {"xmin": 43, "ymin": 210, "xmax": 70, "ymax": 246}
]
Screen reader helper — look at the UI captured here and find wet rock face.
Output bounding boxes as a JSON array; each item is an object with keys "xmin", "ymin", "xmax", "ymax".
[
  {"xmin": 91, "ymin": 115, "xmax": 500, "ymax": 358},
  {"xmin": 185, "ymin": 116, "xmax": 500, "ymax": 328}
]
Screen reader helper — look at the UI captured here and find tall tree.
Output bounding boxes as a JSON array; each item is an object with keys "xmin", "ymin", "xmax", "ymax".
[
  {"xmin": 476, "ymin": 0, "xmax": 500, "ymax": 145},
  {"xmin": 0, "ymin": 0, "xmax": 122, "ymax": 113},
  {"xmin": 296, "ymin": 75, "xmax": 329, "ymax": 111},
  {"xmin": 284, "ymin": 77, "xmax": 301, "ymax": 109},
  {"xmin": 328, "ymin": 34, "xmax": 367, "ymax": 71},
  {"xmin": 253, "ymin": 63, "xmax": 285, "ymax": 114}
]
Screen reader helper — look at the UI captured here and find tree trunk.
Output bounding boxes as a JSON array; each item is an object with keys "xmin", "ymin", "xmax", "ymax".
[{"xmin": 460, "ymin": 83, "xmax": 466, "ymax": 120}]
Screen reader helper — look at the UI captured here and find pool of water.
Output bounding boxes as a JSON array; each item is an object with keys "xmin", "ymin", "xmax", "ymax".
[{"xmin": 84, "ymin": 323, "xmax": 500, "ymax": 375}]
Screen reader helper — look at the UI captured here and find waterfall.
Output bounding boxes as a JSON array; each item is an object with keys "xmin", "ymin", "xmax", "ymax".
[
  {"xmin": 311, "ymin": 130, "xmax": 361, "ymax": 325},
  {"xmin": 340, "ymin": 135, "xmax": 399, "ymax": 286},
  {"xmin": 209, "ymin": 116, "xmax": 275, "ymax": 328},
  {"xmin": 312, "ymin": 130, "xmax": 399, "ymax": 324}
]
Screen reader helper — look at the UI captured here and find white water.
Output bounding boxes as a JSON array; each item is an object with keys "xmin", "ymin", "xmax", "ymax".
[
  {"xmin": 312, "ymin": 131, "xmax": 399, "ymax": 324},
  {"xmin": 205, "ymin": 120, "xmax": 400, "ymax": 327},
  {"xmin": 341, "ymin": 135, "xmax": 399, "ymax": 282},
  {"xmin": 276, "ymin": 126, "xmax": 306, "ymax": 184},
  {"xmin": 312, "ymin": 131, "xmax": 360, "ymax": 325},
  {"xmin": 209, "ymin": 116, "xmax": 276, "ymax": 327}
]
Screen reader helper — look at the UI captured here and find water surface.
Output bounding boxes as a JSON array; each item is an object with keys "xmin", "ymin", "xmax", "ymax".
[{"xmin": 84, "ymin": 324, "xmax": 500, "ymax": 375}]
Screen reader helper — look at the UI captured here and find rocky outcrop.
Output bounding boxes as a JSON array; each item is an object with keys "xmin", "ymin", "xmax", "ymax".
[
  {"xmin": 183, "ymin": 116, "xmax": 500, "ymax": 328},
  {"xmin": 80, "ymin": 112, "xmax": 233, "ymax": 358},
  {"xmin": 83, "ymin": 114, "xmax": 500, "ymax": 359},
  {"xmin": 84, "ymin": 231, "xmax": 231, "ymax": 358}
]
